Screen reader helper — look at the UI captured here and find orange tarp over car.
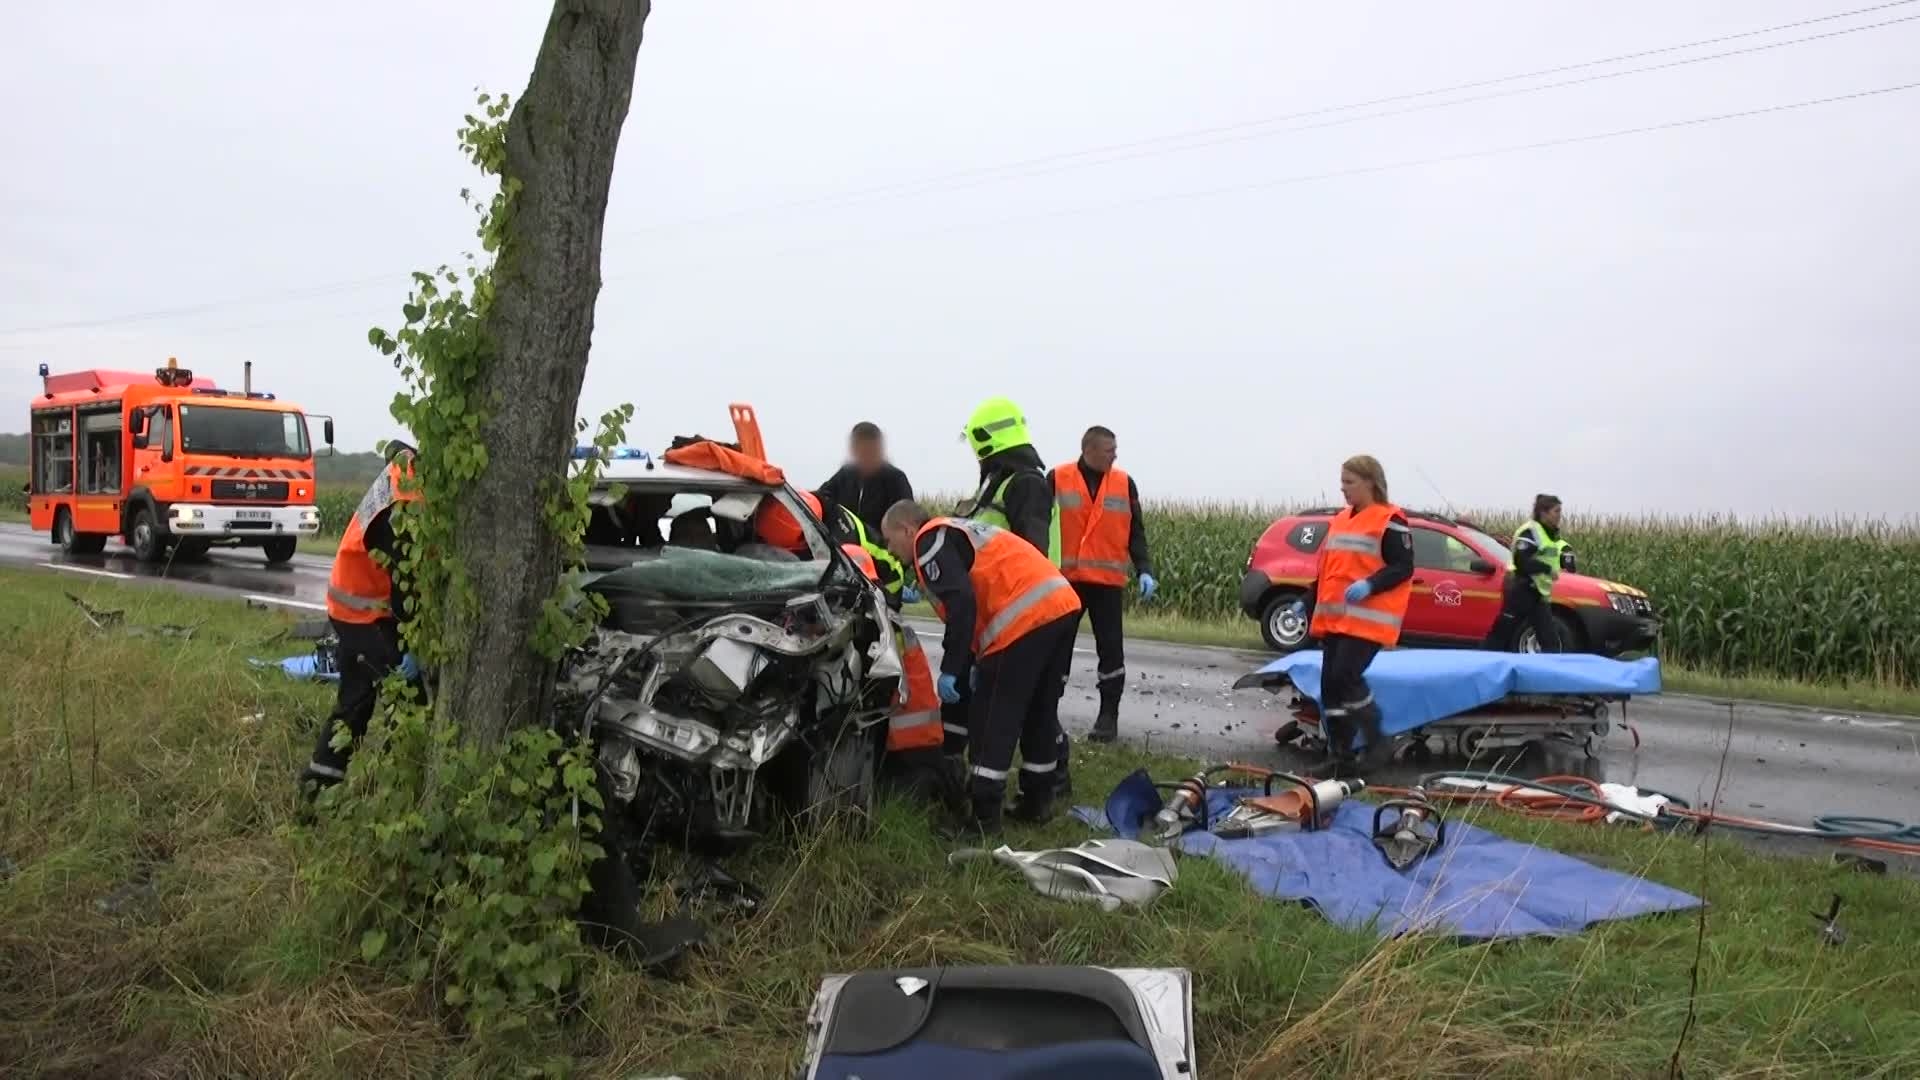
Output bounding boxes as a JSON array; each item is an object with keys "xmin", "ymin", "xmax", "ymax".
[{"xmin": 663, "ymin": 440, "xmax": 786, "ymax": 486}]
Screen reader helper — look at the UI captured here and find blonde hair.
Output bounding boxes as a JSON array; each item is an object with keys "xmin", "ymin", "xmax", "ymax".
[{"xmin": 1341, "ymin": 455, "xmax": 1389, "ymax": 504}]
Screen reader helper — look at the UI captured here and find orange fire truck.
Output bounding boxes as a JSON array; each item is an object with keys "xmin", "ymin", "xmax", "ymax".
[{"xmin": 25, "ymin": 358, "xmax": 334, "ymax": 564}]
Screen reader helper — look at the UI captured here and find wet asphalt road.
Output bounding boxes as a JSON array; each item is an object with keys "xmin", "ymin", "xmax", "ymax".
[{"xmin": 6, "ymin": 522, "xmax": 1917, "ymax": 845}]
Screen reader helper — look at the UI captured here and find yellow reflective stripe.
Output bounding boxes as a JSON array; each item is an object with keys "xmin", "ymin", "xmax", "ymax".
[
  {"xmin": 1099, "ymin": 495, "xmax": 1130, "ymax": 513},
  {"xmin": 1325, "ymin": 534, "xmax": 1380, "ymax": 555},
  {"xmin": 328, "ymin": 586, "xmax": 389, "ymax": 613},
  {"xmin": 1055, "ymin": 491, "xmax": 1086, "ymax": 508},
  {"xmin": 1315, "ymin": 602, "xmax": 1401, "ymax": 629},
  {"xmin": 978, "ymin": 575, "xmax": 1072, "ymax": 653}
]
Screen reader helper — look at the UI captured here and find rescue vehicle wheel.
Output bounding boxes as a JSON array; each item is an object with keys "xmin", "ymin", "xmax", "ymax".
[
  {"xmin": 263, "ymin": 538, "xmax": 297, "ymax": 565},
  {"xmin": 1260, "ymin": 591, "xmax": 1311, "ymax": 653},
  {"xmin": 129, "ymin": 507, "xmax": 169, "ymax": 564},
  {"xmin": 55, "ymin": 510, "xmax": 107, "ymax": 556}
]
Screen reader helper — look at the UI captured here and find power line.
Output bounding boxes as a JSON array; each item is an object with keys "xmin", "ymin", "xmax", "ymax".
[
  {"xmin": 819, "ymin": 12, "xmax": 1920, "ymax": 207},
  {"xmin": 9, "ymin": 78, "xmax": 1911, "ymax": 353},
  {"xmin": 599, "ymin": 0, "xmax": 1920, "ymax": 229},
  {"xmin": 3, "ymin": 2, "xmax": 1913, "ymax": 338}
]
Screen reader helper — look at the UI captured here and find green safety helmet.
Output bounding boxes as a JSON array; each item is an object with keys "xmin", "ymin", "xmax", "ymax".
[{"xmin": 963, "ymin": 396, "xmax": 1032, "ymax": 461}]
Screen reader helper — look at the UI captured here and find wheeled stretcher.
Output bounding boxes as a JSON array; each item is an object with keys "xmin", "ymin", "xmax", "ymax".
[{"xmin": 1232, "ymin": 649, "xmax": 1661, "ymax": 762}]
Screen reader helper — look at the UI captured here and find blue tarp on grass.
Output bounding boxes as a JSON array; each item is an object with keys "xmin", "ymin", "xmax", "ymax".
[
  {"xmin": 1076, "ymin": 769, "xmax": 1700, "ymax": 941},
  {"xmin": 250, "ymin": 655, "xmax": 339, "ymax": 682},
  {"xmin": 1241, "ymin": 649, "xmax": 1662, "ymax": 737}
]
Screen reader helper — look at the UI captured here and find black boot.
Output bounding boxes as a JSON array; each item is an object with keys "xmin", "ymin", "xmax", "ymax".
[
  {"xmin": 1008, "ymin": 779, "xmax": 1057, "ymax": 824},
  {"xmin": 1317, "ymin": 714, "xmax": 1353, "ymax": 777},
  {"xmin": 940, "ymin": 797, "xmax": 1004, "ymax": 842},
  {"xmin": 1353, "ymin": 703, "xmax": 1393, "ymax": 771},
  {"xmin": 1089, "ymin": 677, "xmax": 1122, "ymax": 743}
]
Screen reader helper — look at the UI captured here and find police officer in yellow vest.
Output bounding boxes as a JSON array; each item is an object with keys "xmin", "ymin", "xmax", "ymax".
[
  {"xmin": 1493, "ymin": 493, "xmax": 1577, "ymax": 653},
  {"xmin": 302, "ymin": 445, "xmax": 423, "ymax": 793}
]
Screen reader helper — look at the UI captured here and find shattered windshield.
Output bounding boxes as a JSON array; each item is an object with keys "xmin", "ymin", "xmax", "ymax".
[{"xmin": 588, "ymin": 547, "xmax": 826, "ymax": 603}]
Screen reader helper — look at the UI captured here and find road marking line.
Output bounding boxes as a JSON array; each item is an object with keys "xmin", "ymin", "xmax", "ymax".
[
  {"xmin": 42, "ymin": 563, "xmax": 134, "ymax": 580},
  {"xmin": 245, "ymin": 594, "xmax": 327, "ymax": 612}
]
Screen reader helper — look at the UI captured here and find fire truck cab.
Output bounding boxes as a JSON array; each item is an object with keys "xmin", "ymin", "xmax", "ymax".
[{"xmin": 26, "ymin": 358, "xmax": 333, "ymax": 564}]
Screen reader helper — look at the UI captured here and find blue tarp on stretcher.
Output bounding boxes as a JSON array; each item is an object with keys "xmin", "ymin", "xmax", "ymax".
[
  {"xmin": 1243, "ymin": 649, "xmax": 1661, "ymax": 737},
  {"xmin": 1078, "ymin": 770, "xmax": 1701, "ymax": 941}
]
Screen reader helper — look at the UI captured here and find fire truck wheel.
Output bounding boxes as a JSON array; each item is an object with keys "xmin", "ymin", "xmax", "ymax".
[
  {"xmin": 55, "ymin": 510, "xmax": 108, "ymax": 556},
  {"xmin": 129, "ymin": 506, "xmax": 169, "ymax": 564},
  {"xmin": 263, "ymin": 538, "xmax": 297, "ymax": 565}
]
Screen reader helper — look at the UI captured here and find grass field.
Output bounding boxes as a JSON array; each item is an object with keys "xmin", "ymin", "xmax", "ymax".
[{"xmin": 2, "ymin": 567, "xmax": 1918, "ymax": 1077}]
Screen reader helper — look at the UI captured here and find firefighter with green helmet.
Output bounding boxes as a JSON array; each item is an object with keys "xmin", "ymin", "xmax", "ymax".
[
  {"xmin": 940, "ymin": 395, "xmax": 1072, "ymax": 801},
  {"xmin": 956, "ymin": 396, "xmax": 1060, "ymax": 562}
]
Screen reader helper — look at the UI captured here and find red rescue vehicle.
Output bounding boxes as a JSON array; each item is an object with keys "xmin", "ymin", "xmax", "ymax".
[{"xmin": 25, "ymin": 358, "xmax": 334, "ymax": 564}]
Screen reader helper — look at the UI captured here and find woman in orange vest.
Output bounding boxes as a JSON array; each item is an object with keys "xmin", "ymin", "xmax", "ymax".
[
  {"xmin": 1291, "ymin": 455, "xmax": 1414, "ymax": 776},
  {"xmin": 881, "ymin": 499, "xmax": 1082, "ymax": 837},
  {"xmin": 303, "ymin": 448, "xmax": 422, "ymax": 794}
]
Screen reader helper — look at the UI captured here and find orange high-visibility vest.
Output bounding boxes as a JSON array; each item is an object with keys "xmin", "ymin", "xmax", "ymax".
[
  {"xmin": 912, "ymin": 517, "xmax": 1081, "ymax": 658},
  {"xmin": 1053, "ymin": 461, "xmax": 1133, "ymax": 587},
  {"xmin": 888, "ymin": 624, "xmax": 944, "ymax": 752},
  {"xmin": 1308, "ymin": 502, "xmax": 1411, "ymax": 648},
  {"xmin": 327, "ymin": 459, "xmax": 421, "ymax": 625}
]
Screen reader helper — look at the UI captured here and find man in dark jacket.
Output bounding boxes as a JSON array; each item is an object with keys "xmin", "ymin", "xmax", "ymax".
[{"xmin": 817, "ymin": 422, "xmax": 913, "ymax": 537}]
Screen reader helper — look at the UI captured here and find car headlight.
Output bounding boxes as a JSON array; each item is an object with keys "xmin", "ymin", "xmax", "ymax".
[{"xmin": 1608, "ymin": 593, "xmax": 1637, "ymax": 614}]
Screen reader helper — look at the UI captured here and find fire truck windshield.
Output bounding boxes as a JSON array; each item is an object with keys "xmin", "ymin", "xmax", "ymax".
[{"xmin": 177, "ymin": 404, "xmax": 311, "ymax": 459}]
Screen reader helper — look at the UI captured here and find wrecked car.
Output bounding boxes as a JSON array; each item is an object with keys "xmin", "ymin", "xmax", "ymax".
[{"xmin": 554, "ymin": 431, "xmax": 905, "ymax": 954}]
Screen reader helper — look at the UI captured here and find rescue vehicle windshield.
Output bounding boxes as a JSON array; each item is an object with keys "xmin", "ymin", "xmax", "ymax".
[
  {"xmin": 177, "ymin": 404, "xmax": 311, "ymax": 459},
  {"xmin": 1455, "ymin": 523, "xmax": 1514, "ymax": 564}
]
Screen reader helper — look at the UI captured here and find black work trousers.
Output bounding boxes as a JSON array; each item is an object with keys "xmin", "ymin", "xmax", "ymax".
[
  {"xmin": 303, "ymin": 617, "xmax": 401, "ymax": 787},
  {"xmin": 1320, "ymin": 633, "xmax": 1383, "ymax": 759},
  {"xmin": 1073, "ymin": 582, "xmax": 1127, "ymax": 714},
  {"xmin": 967, "ymin": 612, "xmax": 1079, "ymax": 812},
  {"xmin": 1493, "ymin": 582, "xmax": 1561, "ymax": 653}
]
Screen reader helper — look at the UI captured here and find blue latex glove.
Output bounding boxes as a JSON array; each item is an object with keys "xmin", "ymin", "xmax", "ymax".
[
  {"xmin": 1137, "ymin": 572, "xmax": 1158, "ymax": 601},
  {"xmin": 397, "ymin": 653, "xmax": 421, "ymax": 681},
  {"xmin": 1344, "ymin": 579, "xmax": 1373, "ymax": 604},
  {"xmin": 936, "ymin": 673, "xmax": 962, "ymax": 704},
  {"xmin": 901, "ymin": 585, "xmax": 922, "ymax": 605}
]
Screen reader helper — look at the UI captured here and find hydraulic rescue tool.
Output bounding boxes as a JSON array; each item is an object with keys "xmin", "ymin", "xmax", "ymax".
[
  {"xmin": 1215, "ymin": 770, "xmax": 1364, "ymax": 839},
  {"xmin": 1148, "ymin": 764, "xmax": 1364, "ymax": 841},
  {"xmin": 1371, "ymin": 785, "xmax": 1447, "ymax": 870}
]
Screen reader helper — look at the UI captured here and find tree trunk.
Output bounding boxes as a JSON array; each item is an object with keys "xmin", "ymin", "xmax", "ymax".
[{"xmin": 435, "ymin": 0, "xmax": 651, "ymax": 749}]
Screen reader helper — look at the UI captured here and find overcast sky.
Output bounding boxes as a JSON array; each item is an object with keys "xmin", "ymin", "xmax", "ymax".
[{"xmin": 3, "ymin": 2, "xmax": 1915, "ymax": 519}]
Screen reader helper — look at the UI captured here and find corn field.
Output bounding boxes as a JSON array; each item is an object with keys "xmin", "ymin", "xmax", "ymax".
[{"xmin": 307, "ymin": 487, "xmax": 1920, "ymax": 688}]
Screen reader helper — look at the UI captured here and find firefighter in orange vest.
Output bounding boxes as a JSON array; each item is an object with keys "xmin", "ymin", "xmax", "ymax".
[
  {"xmin": 302, "ymin": 446, "xmax": 423, "ymax": 792},
  {"xmin": 1287, "ymin": 455, "xmax": 1414, "ymax": 777},
  {"xmin": 841, "ymin": 542, "xmax": 951, "ymax": 799},
  {"xmin": 1050, "ymin": 425, "xmax": 1156, "ymax": 744},
  {"xmin": 882, "ymin": 500, "xmax": 1082, "ymax": 836}
]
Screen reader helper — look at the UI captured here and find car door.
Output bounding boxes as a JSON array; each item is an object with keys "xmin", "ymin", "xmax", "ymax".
[{"xmin": 1407, "ymin": 526, "xmax": 1505, "ymax": 644}]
